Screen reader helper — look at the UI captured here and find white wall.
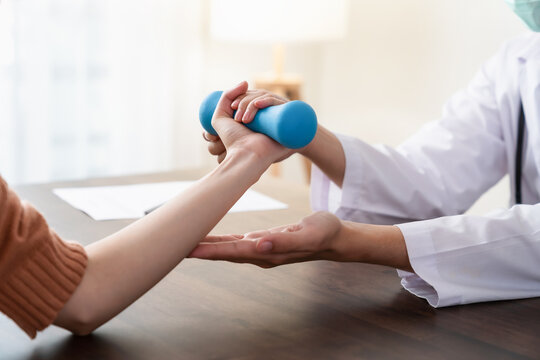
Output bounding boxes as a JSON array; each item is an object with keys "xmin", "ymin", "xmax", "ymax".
[{"xmin": 316, "ymin": 0, "xmax": 524, "ymax": 143}]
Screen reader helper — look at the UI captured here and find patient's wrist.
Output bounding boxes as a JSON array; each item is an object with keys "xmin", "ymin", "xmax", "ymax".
[{"xmin": 218, "ymin": 148, "xmax": 271, "ymax": 183}]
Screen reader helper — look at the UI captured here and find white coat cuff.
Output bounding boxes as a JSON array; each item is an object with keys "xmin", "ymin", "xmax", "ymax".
[
  {"xmin": 310, "ymin": 162, "xmax": 331, "ymax": 212},
  {"xmin": 309, "ymin": 133, "xmax": 364, "ymax": 217},
  {"xmin": 338, "ymin": 134, "xmax": 367, "ymax": 211},
  {"xmin": 396, "ymin": 221, "xmax": 458, "ymax": 308}
]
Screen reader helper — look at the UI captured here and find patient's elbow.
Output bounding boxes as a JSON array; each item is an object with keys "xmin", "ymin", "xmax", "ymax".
[
  {"xmin": 55, "ymin": 307, "xmax": 102, "ymax": 336},
  {"xmin": 67, "ymin": 320, "xmax": 97, "ymax": 336}
]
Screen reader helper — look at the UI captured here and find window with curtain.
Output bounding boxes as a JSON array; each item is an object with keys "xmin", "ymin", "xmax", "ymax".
[{"xmin": 0, "ymin": 0, "xmax": 205, "ymax": 185}]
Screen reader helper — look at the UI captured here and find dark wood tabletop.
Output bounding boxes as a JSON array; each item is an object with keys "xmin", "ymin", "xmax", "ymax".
[{"xmin": 1, "ymin": 170, "xmax": 539, "ymax": 360}]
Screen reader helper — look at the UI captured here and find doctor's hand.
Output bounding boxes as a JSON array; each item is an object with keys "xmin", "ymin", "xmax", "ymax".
[
  {"xmin": 189, "ymin": 212, "xmax": 345, "ymax": 267},
  {"xmin": 204, "ymin": 87, "xmax": 290, "ymax": 164},
  {"xmin": 189, "ymin": 211, "xmax": 413, "ymax": 272}
]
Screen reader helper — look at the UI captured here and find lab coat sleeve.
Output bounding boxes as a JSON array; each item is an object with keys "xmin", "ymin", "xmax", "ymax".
[
  {"xmin": 311, "ymin": 49, "xmax": 507, "ymax": 224},
  {"xmin": 396, "ymin": 205, "xmax": 540, "ymax": 307},
  {"xmin": 309, "ymin": 40, "xmax": 534, "ymax": 307}
]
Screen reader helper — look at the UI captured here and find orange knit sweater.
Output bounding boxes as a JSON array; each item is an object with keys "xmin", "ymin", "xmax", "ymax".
[{"xmin": 0, "ymin": 176, "xmax": 87, "ymax": 338}]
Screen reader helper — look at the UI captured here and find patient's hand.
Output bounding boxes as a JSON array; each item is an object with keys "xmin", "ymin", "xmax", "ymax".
[
  {"xmin": 204, "ymin": 86, "xmax": 289, "ymax": 164},
  {"xmin": 209, "ymin": 81, "xmax": 293, "ymax": 165},
  {"xmin": 189, "ymin": 212, "xmax": 344, "ymax": 268}
]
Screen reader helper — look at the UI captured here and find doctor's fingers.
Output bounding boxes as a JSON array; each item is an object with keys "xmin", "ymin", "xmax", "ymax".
[
  {"xmin": 188, "ymin": 239, "xmax": 312, "ymax": 267},
  {"xmin": 234, "ymin": 92, "xmax": 263, "ymax": 122},
  {"xmin": 231, "ymin": 90, "xmax": 260, "ymax": 109},
  {"xmin": 231, "ymin": 92, "xmax": 249, "ymax": 110},
  {"xmin": 243, "ymin": 229, "xmax": 275, "ymax": 240},
  {"xmin": 246, "ymin": 223, "xmax": 302, "ymax": 240},
  {"xmin": 242, "ymin": 95, "xmax": 288, "ymax": 124},
  {"xmin": 231, "ymin": 89, "xmax": 285, "ymax": 109},
  {"xmin": 255, "ymin": 229, "xmax": 319, "ymax": 254},
  {"xmin": 202, "ymin": 234, "xmax": 244, "ymax": 243},
  {"xmin": 225, "ymin": 252, "xmax": 317, "ymax": 268},
  {"xmin": 189, "ymin": 239, "xmax": 259, "ymax": 260}
]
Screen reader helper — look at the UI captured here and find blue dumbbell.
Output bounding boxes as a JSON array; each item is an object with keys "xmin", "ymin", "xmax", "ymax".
[{"xmin": 199, "ymin": 91, "xmax": 317, "ymax": 149}]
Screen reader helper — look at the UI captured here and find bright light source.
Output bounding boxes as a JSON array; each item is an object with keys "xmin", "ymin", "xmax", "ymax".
[{"xmin": 210, "ymin": 0, "xmax": 349, "ymax": 43}]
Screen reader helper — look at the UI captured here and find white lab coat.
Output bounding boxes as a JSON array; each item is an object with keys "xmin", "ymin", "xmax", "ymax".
[{"xmin": 310, "ymin": 32, "xmax": 540, "ymax": 307}]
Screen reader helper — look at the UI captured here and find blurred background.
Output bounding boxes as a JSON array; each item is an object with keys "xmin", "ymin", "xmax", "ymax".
[{"xmin": 0, "ymin": 0, "xmax": 528, "ymax": 212}]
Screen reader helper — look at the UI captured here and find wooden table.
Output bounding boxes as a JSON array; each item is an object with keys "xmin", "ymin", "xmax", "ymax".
[{"xmin": 1, "ymin": 170, "xmax": 539, "ymax": 359}]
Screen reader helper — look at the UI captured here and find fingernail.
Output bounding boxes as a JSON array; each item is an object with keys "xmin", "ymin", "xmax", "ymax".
[{"xmin": 258, "ymin": 241, "xmax": 273, "ymax": 252}]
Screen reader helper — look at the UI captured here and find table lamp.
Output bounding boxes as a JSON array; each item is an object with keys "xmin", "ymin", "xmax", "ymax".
[{"xmin": 209, "ymin": 0, "xmax": 348, "ymax": 179}]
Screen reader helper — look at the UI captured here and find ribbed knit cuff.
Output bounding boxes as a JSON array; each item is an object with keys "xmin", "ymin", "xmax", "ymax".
[{"xmin": 0, "ymin": 233, "xmax": 87, "ymax": 338}]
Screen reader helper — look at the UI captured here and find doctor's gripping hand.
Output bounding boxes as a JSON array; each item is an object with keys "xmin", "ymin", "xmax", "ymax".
[
  {"xmin": 208, "ymin": 81, "xmax": 293, "ymax": 165},
  {"xmin": 203, "ymin": 87, "xmax": 297, "ymax": 164},
  {"xmin": 189, "ymin": 211, "xmax": 413, "ymax": 271}
]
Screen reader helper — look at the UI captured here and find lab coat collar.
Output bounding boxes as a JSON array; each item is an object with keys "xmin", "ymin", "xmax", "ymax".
[{"xmin": 515, "ymin": 32, "xmax": 540, "ymax": 62}]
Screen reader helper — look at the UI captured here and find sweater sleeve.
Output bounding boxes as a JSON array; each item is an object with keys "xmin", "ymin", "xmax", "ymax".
[{"xmin": 0, "ymin": 176, "xmax": 87, "ymax": 338}]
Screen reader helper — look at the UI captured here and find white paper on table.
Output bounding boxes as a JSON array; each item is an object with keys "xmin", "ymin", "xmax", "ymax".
[{"xmin": 53, "ymin": 181, "xmax": 288, "ymax": 221}]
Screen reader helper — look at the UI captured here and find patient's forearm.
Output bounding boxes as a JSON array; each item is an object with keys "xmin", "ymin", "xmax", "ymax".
[{"xmin": 54, "ymin": 149, "xmax": 269, "ymax": 335}]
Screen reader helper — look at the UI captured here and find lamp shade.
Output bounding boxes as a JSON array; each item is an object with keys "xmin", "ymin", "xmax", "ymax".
[{"xmin": 210, "ymin": 0, "xmax": 349, "ymax": 43}]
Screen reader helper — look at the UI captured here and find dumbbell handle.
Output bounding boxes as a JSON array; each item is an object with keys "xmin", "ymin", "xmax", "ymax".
[{"xmin": 199, "ymin": 91, "xmax": 317, "ymax": 149}]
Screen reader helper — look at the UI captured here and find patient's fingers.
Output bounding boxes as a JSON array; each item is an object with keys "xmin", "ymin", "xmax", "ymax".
[
  {"xmin": 217, "ymin": 153, "xmax": 226, "ymax": 164},
  {"xmin": 203, "ymin": 131, "xmax": 219, "ymax": 142},
  {"xmin": 208, "ymin": 140, "xmax": 226, "ymax": 156}
]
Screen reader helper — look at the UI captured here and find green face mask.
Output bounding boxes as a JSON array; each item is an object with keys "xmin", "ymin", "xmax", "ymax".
[{"xmin": 506, "ymin": 0, "xmax": 540, "ymax": 31}]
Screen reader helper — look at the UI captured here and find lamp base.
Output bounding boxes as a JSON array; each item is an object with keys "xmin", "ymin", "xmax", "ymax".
[{"xmin": 254, "ymin": 74, "xmax": 302, "ymax": 101}]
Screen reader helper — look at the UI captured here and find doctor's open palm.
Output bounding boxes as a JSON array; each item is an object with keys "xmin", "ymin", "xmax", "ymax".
[{"xmin": 189, "ymin": 211, "xmax": 344, "ymax": 267}]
